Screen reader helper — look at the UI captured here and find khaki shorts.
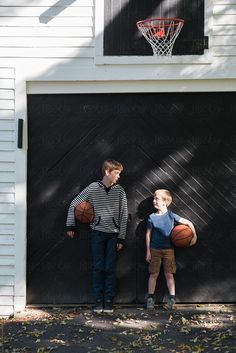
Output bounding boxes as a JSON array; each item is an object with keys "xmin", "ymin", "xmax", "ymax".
[{"xmin": 149, "ymin": 248, "xmax": 176, "ymax": 274}]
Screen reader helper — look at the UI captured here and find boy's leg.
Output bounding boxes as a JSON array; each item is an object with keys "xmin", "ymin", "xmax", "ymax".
[
  {"xmin": 104, "ymin": 233, "xmax": 117, "ymax": 303},
  {"xmin": 148, "ymin": 249, "xmax": 162, "ymax": 294},
  {"xmin": 148, "ymin": 272, "xmax": 159, "ymax": 295},
  {"xmin": 91, "ymin": 230, "xmax": 105, "ymax": 304},
  {"xmin": 146, "ymin": 272, "xmax": 159, "ymax": 309},
  {"xmin": 163, "ymin": 249, "xmax": 176, "ymax": 309},
  {"xmin": 164, "ymin": 272, "xmax": 175, "ymax": 296},
  {"xmin": 162, "ymin": 249, "xmax": 176, "ymax": 295},
  {"xmin": 146, "ymin": 249, "xmax": 162, "ymax": 309}
]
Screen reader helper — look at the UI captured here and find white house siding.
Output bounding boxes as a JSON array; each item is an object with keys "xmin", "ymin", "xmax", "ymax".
[
  {"xmin": 213, "ymin": 0, "xmax": 236, "ymax": 57},
  {"xmin": 0, "ymin": 67, "xmax": 15, "ymax": 317},
  {"xmin": 0, "ymin": 0, "xmax": 235, "ymax": 316},
  {"xmin": 0, "ymin": 0, "xmax": 94, "ymax": 59}
]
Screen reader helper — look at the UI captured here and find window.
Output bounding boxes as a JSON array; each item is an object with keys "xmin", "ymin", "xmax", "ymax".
[{"xmin": 104, "ymin": 0, "xmax": 206, "ymax": 56}]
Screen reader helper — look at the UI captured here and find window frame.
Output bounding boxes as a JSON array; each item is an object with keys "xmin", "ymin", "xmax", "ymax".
[{"xmin": 95, "ymin": 0, "xmax": 213, "ymax": 65}]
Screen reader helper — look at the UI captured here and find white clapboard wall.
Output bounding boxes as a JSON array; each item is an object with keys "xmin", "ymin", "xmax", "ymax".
[
  {"xmin": 0, "ymin": 67, "xmax": 15, "ymax": 317},
  {"xmin": 0, "ymin": 0, "xmax": 94, "ymax": 59},
  {"xmin": 213, "ymin": 0, "xmax": 236, "ymax": 56}
]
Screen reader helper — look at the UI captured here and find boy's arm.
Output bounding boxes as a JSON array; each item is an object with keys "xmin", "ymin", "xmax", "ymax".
[
  {"xmin": 117, "ymin": 189, "xmax": 128, "ymax": 245},
  {"xmin": 179, "ymin": 217, "xmax": 197, "ymax": 246},
  {"xmin": 146, "ymin": 228, "xmax": 152, "ymax": 262},
  {"xmin": 66, "ymin": 184, "xmax": 93, "ymax": 236}
]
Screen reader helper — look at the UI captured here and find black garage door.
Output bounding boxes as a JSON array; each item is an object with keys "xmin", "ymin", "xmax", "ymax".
[{"xmin": 27, "ymin": 92, "xmax": 236, "ymax": 305}]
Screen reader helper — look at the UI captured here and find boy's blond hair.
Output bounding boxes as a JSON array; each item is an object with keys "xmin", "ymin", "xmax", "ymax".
[
  {"xmin": 102, "ymin": 159, "xmax": 123, "ymax": 175},
  {"xmin": 154, "ymin": 189, "xmax": 173, "ymax": 207}
]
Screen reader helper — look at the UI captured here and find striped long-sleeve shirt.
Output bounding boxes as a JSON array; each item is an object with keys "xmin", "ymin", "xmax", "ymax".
[{"xmin": 66, "ymin": 181, "xmax": 128, "ymax": 240}]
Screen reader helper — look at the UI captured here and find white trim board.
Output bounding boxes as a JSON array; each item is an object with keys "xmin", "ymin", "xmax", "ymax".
[
  {"xmin": 27, "ymin": 79, "xmax": 236, "ymax": 94},
  {"xmin": 14, "ymin": 77, "xmax": 27, "ymax": 314}
]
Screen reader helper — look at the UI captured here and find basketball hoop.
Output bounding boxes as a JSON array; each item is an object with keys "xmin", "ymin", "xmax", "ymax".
[{"xmin": 136, "ymin": 18, "xmax": 184, "ymax": 56}]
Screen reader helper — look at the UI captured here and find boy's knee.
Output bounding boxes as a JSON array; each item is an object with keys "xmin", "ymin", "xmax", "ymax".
[
  {"xmin": 164, "ymin": 272, "xmax": 174, "ymax": 279},
  {"xmin": 150, "ymin": 272, "xmax": 159, "ymax": 279}
]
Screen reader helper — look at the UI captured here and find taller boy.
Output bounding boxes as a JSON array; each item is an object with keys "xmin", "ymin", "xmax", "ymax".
[{"xmin": 66, "ymin": 159, "xmax": 128, "ymax": 313}]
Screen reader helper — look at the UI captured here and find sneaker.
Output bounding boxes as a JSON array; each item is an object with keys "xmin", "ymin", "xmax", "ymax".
[
  {"xmin": 103, "ymin": 300, "xmax": 114, "ymax": 313},
  {"xmin": 92, "ymin": 300, "xmax": 103, "ymax": 313},
  {"xmin": 146, "ymin": 296, "xmax": 155, "ymax": 310},
  {"xmin": 166, "ymin": 296, "xmax": 175, "ymax": 310}
]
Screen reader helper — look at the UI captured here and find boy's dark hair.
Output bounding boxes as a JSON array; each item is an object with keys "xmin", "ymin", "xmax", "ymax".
[{"xmin": 102, "ymin": 159, "xmax": 123, "ymax": 175}]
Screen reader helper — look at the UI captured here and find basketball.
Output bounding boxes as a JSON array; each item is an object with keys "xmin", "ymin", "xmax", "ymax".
[
  {"xmin": 154, "ymin": 28, "xmax": 165, "ymax": 38},
  {"xmin": 74, "ymin": 201, "xmax": 94, "ymax": 223},
  {"xmin": 171, "ymin": 225, "xmax": 193, "ymax": 247}
]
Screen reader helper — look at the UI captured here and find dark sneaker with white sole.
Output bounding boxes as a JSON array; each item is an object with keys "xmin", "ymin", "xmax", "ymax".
[
  {"xmin": 92, "ymin": 300, "xmax": 103, "ymax": 313},
  {"xmin": 146, "ymin": 296, "xmax": 155, "ymax": 310},
  {"xmin": 166, "ymin": 296, "xmax": 175, "ymax": 310},
  {"xmin": 103, "ymin": 300, "xmax": 114, "ymax": 313}
]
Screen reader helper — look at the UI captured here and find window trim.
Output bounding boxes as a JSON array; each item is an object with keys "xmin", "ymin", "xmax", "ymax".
[{"xmin": 94, "ymin": 0, "xmax": 213, "ymax": 65}]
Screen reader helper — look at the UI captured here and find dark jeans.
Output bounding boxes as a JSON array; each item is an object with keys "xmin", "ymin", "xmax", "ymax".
[{"xmin": 90, "ymin": 230, "xmax": 117, "ymax": 302}]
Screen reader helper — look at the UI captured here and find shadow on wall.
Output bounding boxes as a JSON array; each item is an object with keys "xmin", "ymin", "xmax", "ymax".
[
  {"xmin": 103, "ymin": 0, "xmax": 205, "ymax": 55},
  {"xmin": 26, "ymin": 91, "xmax": 236, "ymax": 304},
  {"xmin": 24, "ymin": 0, "xmax": 236, "ymax": 304},
  {"xmin": 39, "ymin": 0, "xmax": 77, "ymax": 24},
  {"xmin": 32, "ymin": 0, "xmax": 228, "ymax": 80}
]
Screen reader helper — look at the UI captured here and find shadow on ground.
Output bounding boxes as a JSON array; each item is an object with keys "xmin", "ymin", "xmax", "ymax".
[{"xmin": 1, "ymin": 305, "xmax": 235, "ymax": 353}]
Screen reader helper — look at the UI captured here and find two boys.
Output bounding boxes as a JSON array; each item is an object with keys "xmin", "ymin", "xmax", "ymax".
[{"xmin": 66, "ymin": 160, "xmax": 197, "ymax": 312}]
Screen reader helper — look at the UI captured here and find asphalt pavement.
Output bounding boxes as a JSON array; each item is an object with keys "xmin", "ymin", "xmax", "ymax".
[{"xmin": 1, "ymin": 304, "xmax": 235, "ymax": 353}]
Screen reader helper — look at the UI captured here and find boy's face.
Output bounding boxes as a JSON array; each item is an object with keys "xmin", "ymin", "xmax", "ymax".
[
  {"xmin": 153, "ymin": 195, "xmax": 166, "ymax": 209},
  {"xmin": 105, "ymin": 169, "xmax": 121, "ymax": 184}
]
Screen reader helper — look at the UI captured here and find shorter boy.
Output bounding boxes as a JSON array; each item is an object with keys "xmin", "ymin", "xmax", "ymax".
[{"xmin": 146, "ymin": 189, "xmax": 197, "ymax": 310}]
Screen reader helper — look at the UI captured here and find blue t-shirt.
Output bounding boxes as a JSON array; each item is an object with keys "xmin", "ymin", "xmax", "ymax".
[{"xmin": 147, "ymin": 210, "xmax": 181, "ymax": 249}]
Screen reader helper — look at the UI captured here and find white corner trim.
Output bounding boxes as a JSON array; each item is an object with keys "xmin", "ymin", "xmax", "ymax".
[
  {"xmin": 94, "ymin": 0, "xmax": 213, "ymax": 65},
  {"xmin": 94, "ymin": 0, "xmax": 104, "ymax": 59},
  {"xmin": 14, "ymin": 75, "xmax": 27, "ymax": 311}
]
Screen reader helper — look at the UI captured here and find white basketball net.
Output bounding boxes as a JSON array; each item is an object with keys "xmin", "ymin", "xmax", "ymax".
[{"xmin": 136, "ymin": 18, "xmax": 184, "ymax": 56}]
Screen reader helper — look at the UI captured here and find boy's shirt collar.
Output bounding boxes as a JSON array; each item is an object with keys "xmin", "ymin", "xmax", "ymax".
[{"xmin": 98, "ymin": 180, "xmax": 117, "ymax": 193}]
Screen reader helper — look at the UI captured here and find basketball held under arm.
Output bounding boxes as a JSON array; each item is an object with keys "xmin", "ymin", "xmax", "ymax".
[
  {"xmin": 179, "ymin": 217, "xmax": 197, "ymax": 246},
  {"xmin": 66, "ymin": 184, "xmax": 93, "ymax": 228}
]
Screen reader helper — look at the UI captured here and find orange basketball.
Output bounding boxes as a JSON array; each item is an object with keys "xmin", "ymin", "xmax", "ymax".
[
  {"xmin": 74, "ymin": 201, "xmax": 94, "ymax": 224},
  {"xmin": 154, "ymin": 28, "xmax": 165, "ymax": 38},
  {"xmin": 171, "ymin": 225, "xmax": 193, "ymax": 247}
]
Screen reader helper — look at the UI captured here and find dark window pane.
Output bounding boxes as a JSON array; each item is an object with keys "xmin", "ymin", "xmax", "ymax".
[{"xmin": 104, "ymin": 0, "xmax": 205, "ymax": 56}]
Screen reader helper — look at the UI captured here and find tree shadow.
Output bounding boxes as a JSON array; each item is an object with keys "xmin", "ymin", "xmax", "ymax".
[
  {"xmin": 104, "ymin": 0, "xmax": 205, "ymax": 55},
  {"xmin": 3, "ymin": 306, "xmax": 235, "ymax": 352},
  {"xmin": 26, "ymin": 91, "xmax": 236, "ymax": 305},
  {"xmin": 22, "ymin": 1, "xmax": 236, "ymax": 308},
  {"xmin": 39, "ymin": 0, "xmax": 78, "ymax": 24}
]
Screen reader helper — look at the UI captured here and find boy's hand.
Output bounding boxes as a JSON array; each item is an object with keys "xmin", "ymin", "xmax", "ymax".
[
  {"xmin": 117, "ymin": 243, "xmax": 123, "ymax": 251},
  {"xmin": 146, "ymin": 250, "xmax": 151, "ymax": 263},
  {"xmin": 67, "ymin": 231, "xmax": 75, "ymax": 238},
  {"xmin": 190, "ymin": 233, "xmax": 197, "ymax": 246}
]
